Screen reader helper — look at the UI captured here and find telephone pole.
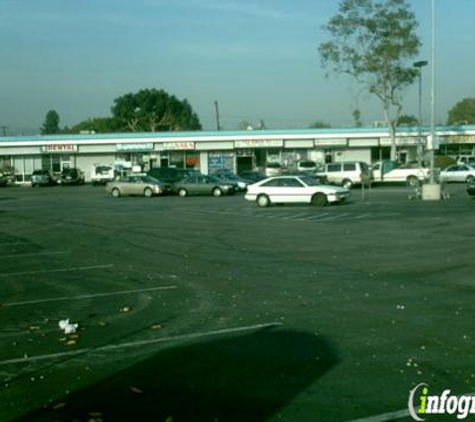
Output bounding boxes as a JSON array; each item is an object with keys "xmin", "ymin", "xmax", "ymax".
[{"xmin": 214, "ymin": 100, "xmax": 221, "ymax": 131}]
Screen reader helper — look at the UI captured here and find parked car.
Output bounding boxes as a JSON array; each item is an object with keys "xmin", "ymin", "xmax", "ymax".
[
  {"xmin": 245, "ymin": 175, "xmax": 350, "ymax": 207},
  {"xmin": 91, "ymin": 165, "xmax": 115, "ymax": 185},
  {"xmin": 60, "ymin": 168, "xmax": 85, "ymax": 186},
  {"xmin": 467, "ymin": 180, "xmax": 475, "ymax": 197},
  {"xmin": 31, "ymin": 169, "xmax": 57, "ymax": 187},
  {"xmin": 264, "ymin": 162, "xmax": 282, "ymax": 177},
  {"xmin": 174, "ymin": 175, "xmax": 235, "ymax": 197},
  {"xmin": 296, "ymin": 160, "xmax": 318, "ymax": 172},
  {"xmin": 147, "ymin": 167, "xmax": 201, "ymax": 184},
  {"xmin": 371, "ymin": 160, "xmax": 429, "ymax": 187},
  {"xmin": 211, "ymin": 170, "xmax": 250, "ymax": 191},
  {"xmin": 106, "ymin": 175, "xmax": 170, "ymax": 197},
  {"xmin": 440, "ymin": 164, "xmax": 475, "ymax": 183},
  {"xmin": 456, "ymin": 155, "xmax": 475, "ymax": 166},
  {"xmin": 0, "ymin": 172, "xmax": 8, "ymax": 187},
  {"xmin": 316, "ymin": 161, "xmax": 372, "ymax": 188},
  {"xmin": 238, "ymin": 170, "xmax": 265, "ymax": 184}
]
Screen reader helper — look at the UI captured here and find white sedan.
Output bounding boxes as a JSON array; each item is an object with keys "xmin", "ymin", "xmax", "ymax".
[
  {"xmin": 439, "ymin": 164, "xmax": 475, "ymax": 183},
  {"xmin": 245, "ymin": 175, "xmax": 350, "ymax": 207}
]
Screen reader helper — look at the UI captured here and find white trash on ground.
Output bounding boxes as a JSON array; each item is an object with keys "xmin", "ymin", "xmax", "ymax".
[{"xmin": 58, "ymin": 319, "xmax": 78, "ymax": 334}]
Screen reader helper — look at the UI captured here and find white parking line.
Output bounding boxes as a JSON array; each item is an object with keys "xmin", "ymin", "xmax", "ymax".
[
  {"xmin": 0, "ymin": 264, "xmax": 113, "ymax": 278},
  {"xmin": 2, "ymin": 285, "xmax": 178, "ymax": 307},
  {"xmin": 317, "ymin": 213, "xmax": 351, "ymax": 221},
  {"xmin": 0, "ymin": 251, "xmax": 69, "ymax": 260},
  {"xmin": 307, "ymin": 213, "xmax": 330, "ymax": 220},
  {"xmin": 281, "ymin": 213, "xmax": 309, "ymax": 220},
  {"xmin": 0, "ymin": 321, "xmax": 283, "ymax": 366},
  {"xmin": 353, "ymin": 213, "xmax": 372, "ymax": 219}
]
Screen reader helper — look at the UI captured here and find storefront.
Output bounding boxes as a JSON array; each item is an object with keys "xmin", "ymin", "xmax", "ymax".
[{"xmin": 1, "ymin": 126, "xmax": 474, "ymax": 184}]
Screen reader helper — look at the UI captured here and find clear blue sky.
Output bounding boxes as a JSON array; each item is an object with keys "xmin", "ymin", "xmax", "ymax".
[{"xmin": 0, "ymin": 0, "xmax": 472, "ymax": 134}]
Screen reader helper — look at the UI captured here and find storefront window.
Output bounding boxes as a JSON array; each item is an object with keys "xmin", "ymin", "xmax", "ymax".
[{"xmin": 169, "ymin": 151, "xmax": 184, "ymax": 168}]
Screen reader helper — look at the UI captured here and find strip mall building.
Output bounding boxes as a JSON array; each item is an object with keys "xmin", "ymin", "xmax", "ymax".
[{"xmin": 1, "ymin": 126, "xmax": 474, "ymax": 183}]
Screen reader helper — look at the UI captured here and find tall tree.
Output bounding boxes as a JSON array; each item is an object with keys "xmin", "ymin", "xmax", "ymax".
[
  {"xmin": 41, "ymin": 110, "xmax": 60, "ymax": 134},
  {"xmin": 318, "ymin": 0, "xmax": 421, "ymax": 160},
  {"xmin": 111, "ymin": 88, "xmax": 201, "ymax": 132},
  {"xmin": 447, "ymin": 98, "xmax": 475, "ymax": 125}
]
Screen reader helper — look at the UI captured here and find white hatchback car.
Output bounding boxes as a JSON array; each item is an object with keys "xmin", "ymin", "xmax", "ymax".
[{"xmin": 245, "ymin": 175, "xmax": 350, "ymax": 207}]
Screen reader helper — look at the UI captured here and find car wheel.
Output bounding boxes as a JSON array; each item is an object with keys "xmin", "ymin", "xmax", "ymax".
[
  {"xmin": 466, "ymin": 175, "xmax": 475, "ymax": 184},
  {"xmin": 256, "ymin": 194, "xmax": 270, "ymax": 207},
  {"xmin": 213, "ymin": 187, "xmax": 223, "ymax": 197},
  {"xmin": 342, "ymin": 179, "xmax": 353, "ymax": 189},
  {"xmin": 407, "ymin": 176, "xmax": 419, "ymax": 187},
  {"xmin": 312, "ymin": 193, "xmax": 328, "ymax": 207},
  {"xmin": 144, "ymin": 187, "xmax": 153, "ymax": 197},
  {"xmin": 178, "ymin": 188, "xmax": 188, "ymax": 197},
  {"xmin": 111, "ymin": 188, "xmax": 121, "ymax": 198}
]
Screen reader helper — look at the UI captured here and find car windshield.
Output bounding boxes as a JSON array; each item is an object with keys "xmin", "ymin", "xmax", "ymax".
[
  {"xmin": 299, "ymin": 161, "xmax": 316, "ymax": 168},
  {"xmin": 96, "ymin": 166, "xmax": 112, "ymax": 174}
]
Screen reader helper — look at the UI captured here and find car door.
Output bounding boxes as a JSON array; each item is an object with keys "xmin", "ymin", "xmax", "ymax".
[
  {"xmin": 443, "ymin": 165, "xmax": 462, "ymax": 182},
  {"xmin": 281, "ymin": 177, "xmax": 308, "ymax": 202},
  {"xmin": 198, "ymin": 176, "xmax": 212, "ymax": 195},
  {"xmin": 120, "ymin": 177, "xmax": 136, "ymax": 195},
  {"xmin": 458, "ymin": 165, "xmax": 474, "ymax": 182}
]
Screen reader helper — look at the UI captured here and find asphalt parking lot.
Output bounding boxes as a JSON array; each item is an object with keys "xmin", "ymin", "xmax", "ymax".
[{"xmin": 0, "ymin": 183, "xmax": 474, "ymax": 421}]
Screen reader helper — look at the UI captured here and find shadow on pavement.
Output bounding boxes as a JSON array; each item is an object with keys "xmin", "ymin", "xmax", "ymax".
[{"xmin": 15, "ymin": 328, "xmax": 338, "ymax": 422}]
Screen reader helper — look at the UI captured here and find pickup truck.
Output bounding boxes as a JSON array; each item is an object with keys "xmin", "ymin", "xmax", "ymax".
[{"xmin": 371, "ymin": 160, "xmax": 430, "ymax": 186}]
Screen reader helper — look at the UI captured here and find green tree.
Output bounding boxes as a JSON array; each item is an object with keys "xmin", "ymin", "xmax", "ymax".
[
  {"xmin": 447, "ymin": 98, "xmax": 475, "ymax": 125},
  {"xmin": 396, "ymin": 114, "xmax": 418, "ymax": 126},
  {"xmin": 318, "ymin": 0, "xmax": 421, "ymax": 160},
  {"xmin": 111, "ymin": 88, "xmax": 201, "ymax": 132},
  {"xmin": 309, "ymin": 120, "xmax": 332, "ymax": 129},
  {"xmin": 41, "ymin": 110, "xmax": 60, "ymax": 134}
]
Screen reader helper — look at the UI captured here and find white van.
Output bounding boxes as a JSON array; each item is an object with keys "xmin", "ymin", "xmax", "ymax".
[
  {"xmin": 91, "ymin": 165, "xmax": 115, "ymax": 185},
  {"xmin": 316, "ymin": 161, "xmax": 372, "ymax": 188}
]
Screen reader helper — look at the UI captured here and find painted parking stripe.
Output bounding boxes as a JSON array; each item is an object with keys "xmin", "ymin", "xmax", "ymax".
[
  {"xmin": 0, "ymin": 264, "xmax": 113, "ymax": 278},
  {"xmin": 0, "ymin": 251, "xmax": 69, "ymax": 260},
  {"xmin": 307, "ymin": 213, "xmax": 330, "ymax": 220},
  {"xmin": 281, "ymin": 213, "xmax": 310, "ymax": 220},
  {"xmin": 2, "ymin": 285, "xmax": 178, "ymax": 307},
  {"xmin": 0, "ymin": 322, "xmax": 283, "ymax": 366},
  {"xmin": 317, "ymin": 213, "xmax": 351, "ymax": 221},
  {"xmin": 353, "ymin": 213, "xmax": 372, "ymax": 219}
]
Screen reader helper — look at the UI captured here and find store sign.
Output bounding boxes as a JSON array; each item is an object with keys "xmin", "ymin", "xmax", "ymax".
[
  {"xmin": 314, "ymin": 138, "xmax": 347, "ymax": 147},
  {"xmin": 234, "ymin": 139, "xmax": 283, "ymax": 148},
  {"xmin": 162, "ymin": 142, "xmax": 195, "ymax": 150},
  {"xmin": 116, "ymin": 143, "xmax": 154, "ymax": 151},
  {"xmin": 41, "ymin": 144, "xmax": 78, "ymax": 153}
]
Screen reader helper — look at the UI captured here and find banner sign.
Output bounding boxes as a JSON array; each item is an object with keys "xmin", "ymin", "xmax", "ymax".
[
  {"xmin": 234, "ymin": 139, "xmax": 283, "ymax": 148},
  {"xmin": 41, "ymin": 144, "xmax": 78, "ymax": 153},
  {"xmin": 116, "ymin": 143, "xmax": 154, "ymax": 151},
  {"xmin": 162, "ymin": 142, "xmax": 195, "ymax": 150}
]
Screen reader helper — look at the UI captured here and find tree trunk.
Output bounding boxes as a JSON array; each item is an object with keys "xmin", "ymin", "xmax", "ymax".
[{"xmin": 382, "ymin": 101, "xmax": 397, "ymax": 161}]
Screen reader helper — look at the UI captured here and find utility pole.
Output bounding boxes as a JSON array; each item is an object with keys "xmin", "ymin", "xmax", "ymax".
[{"xmin": 214, "ymin": 100, "xmax": 221, "ymax": 131}]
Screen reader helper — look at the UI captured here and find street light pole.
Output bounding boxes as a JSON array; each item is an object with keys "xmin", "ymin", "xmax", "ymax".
[
  {"xmin": 414, "ymin": 60, "xmax": 428, "ymax": 170},
  {"xmin": 429, "ymin": 0, "xmax": 437, "ymax": 184}
]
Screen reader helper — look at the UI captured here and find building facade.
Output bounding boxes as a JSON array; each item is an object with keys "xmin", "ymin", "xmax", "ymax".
[{"xmin": 1, "ymin": 126, "xmax": 474, "ymax": 184}]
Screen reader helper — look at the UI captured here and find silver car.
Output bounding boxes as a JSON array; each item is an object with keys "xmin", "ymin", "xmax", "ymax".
[{"xmin": 106, "ymin": 175, "xmax": 170, "ymax": 197}]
